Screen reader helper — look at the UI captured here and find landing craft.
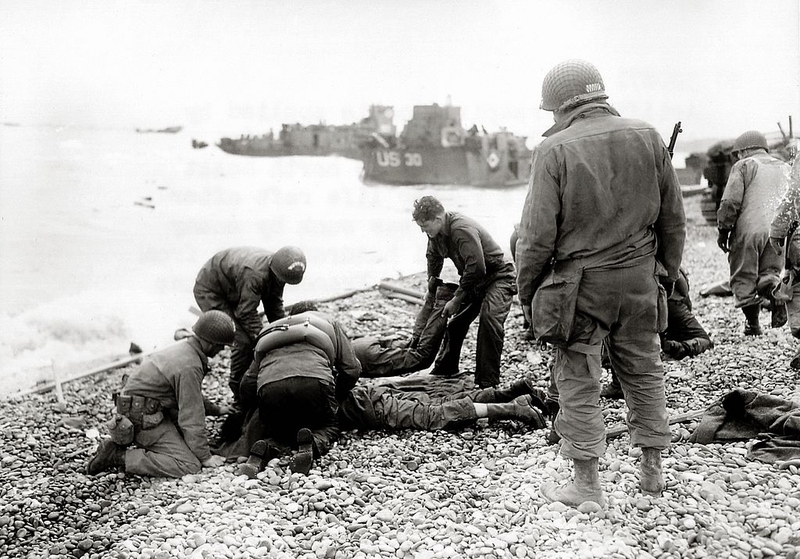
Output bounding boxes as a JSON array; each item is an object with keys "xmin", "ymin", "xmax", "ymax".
[
  {"xmin": 216, "ymin": 106, "xmax": 396, "ymax": 160},
  {"xmin": 360, "ymin": 103, "xmax": 532, "ymax": 188}
]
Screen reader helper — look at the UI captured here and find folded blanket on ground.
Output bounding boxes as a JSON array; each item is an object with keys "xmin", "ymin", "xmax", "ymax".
[{"xmin": 689, "ymin": 388, "xmax": 800, "ymax": 467}]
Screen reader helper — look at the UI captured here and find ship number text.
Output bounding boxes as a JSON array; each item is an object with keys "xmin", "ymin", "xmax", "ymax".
[{"xmin": 376, "ymin": 151, "xmax": 423, "ymax": 167}]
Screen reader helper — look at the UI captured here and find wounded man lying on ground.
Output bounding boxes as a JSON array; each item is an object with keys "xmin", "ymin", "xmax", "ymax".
[
  {"xmin": 352, "ymin": 278, "xmax": 458, "ymax": 378},
  {"xmin": 225, "ymin": 373, "xmax": 549, "ymax": 478}
]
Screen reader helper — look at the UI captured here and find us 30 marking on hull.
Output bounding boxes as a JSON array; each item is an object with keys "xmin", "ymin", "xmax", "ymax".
[{"xmin": 375, "ymin": 151, "xmax": 423, "ymax": 167}]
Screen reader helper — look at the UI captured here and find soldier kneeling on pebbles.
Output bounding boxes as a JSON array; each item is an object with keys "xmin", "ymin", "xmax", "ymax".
[{"xmin": 86, "ymin": 310, "xmax": 235, "ymax": 477}]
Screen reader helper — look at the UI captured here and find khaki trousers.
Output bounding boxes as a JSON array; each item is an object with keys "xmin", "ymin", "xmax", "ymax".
[{"xmin": 551, "ymin": 260, "xmax": 670, "ymax": 460}]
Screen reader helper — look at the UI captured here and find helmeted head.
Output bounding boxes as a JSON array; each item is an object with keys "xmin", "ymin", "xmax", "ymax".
[
  {"xmin": 540, "ymin": 59, "xmax": 607, "ymax": 112},
  {"xmin": 271, "ymin": 246, "xmax": 307, "ymax": 284},
  {"xmin": 731, "ymin": 130, "xmax": 768, "ymax": 158},
  {"xmin": 192, "ymin": 310, "xmax": 235, "ymax": 345}
]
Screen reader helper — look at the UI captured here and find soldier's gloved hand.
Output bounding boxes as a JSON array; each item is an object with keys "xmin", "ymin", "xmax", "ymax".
[
  {"xmin": 202, "ymin": 455, "xmax": 226, "ymax": 468},
  {"xmin": 717, "ymin": 229, "xmax": 731, "ymax": 253},
  {"xmin": 770, "ymin": 237, "xmax": 785, "ymax": 256}
]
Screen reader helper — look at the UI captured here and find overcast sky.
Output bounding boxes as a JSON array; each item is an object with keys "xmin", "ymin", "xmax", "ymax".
[{"xmin": 1, "ymin": 0, "xmax": 798, "ymax": 142}]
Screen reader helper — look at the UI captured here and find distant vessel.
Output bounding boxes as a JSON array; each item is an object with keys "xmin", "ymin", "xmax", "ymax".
[
  {"xmin": 360, "ymin": 103, "xmax": 532, "ymax": 188},
  {"xmin": 136, "ymin": 126, "xmax": 183, "ymax": 134},
  {"xmin": 217, "ymin": 106, "xmax": 396, "ymax": 160}
]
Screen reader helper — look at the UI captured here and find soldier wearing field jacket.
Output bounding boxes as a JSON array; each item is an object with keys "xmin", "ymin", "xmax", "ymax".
[
  {"xmin": 717, "ymin": 131, "xmax": 791, "ymax": 335},
  {"xmin": 86, "ymin": 310, "xmax": 235, "ymax": 477},
  {"xmin": 193, "ymin": 245, "xmax": 307, "ymax": 403},
  {"xmin": 412, "ymin": 195, "xmax": 517, "ymax": 388},
  {"xmin": 515, "ymin": 59, "xmax": 686, "ymax": 508}
]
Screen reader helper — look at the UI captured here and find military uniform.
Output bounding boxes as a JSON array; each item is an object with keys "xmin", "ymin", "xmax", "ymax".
[
  {"xmin": 194, "ymin": 247, "xmax": 295, "ymax": 398},
  {"xmin": 118, "ymin": 337, "xmax": 214, "ymax": 477},
  {"xmin": 424, "ymin": 212, "xmax": 516, "ymax": 388},
  {"xmin": 240, "ymin": 311, "xmax": 361, "ymax": 457},
  {"xmin": 770, "ymin": 151, "xmax": 800, "ymax": 340},
  {"xmin": 353, "ymin": 282, "xmax": 457, "ymax": 377},
  {"xmin": 516, "ymin": 102, "xmax": 685, "ymax": 461},
  {"xmin": 718, "ymin": 152, "xmax": 790, "ymax": 309}
]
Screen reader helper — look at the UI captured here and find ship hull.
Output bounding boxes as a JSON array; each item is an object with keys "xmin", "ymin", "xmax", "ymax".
[
  {"xmin": 361, "ymin": 146, "xmax": 530, "ymax": 188},
  {"xmin": 217, "ymin": 140, "xmax": 362, "ymax": 160}
]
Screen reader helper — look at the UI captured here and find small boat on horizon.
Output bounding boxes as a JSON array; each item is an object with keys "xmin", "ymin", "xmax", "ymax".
[{"xmin": 136, "ymin": 126, "xmax": 183, "ymax": 134}]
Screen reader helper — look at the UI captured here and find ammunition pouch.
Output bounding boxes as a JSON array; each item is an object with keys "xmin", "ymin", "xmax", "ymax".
[
  {"xmin": 105, "ymin": 414, "xmax": 134, "ymax": 446},
  {"xmin": 115, "ymin": 394, "xmax": 164, "ymax": 430},
  {"xmin": 532, "ymin": 263, "xmax": 582, "ymax": 345}
]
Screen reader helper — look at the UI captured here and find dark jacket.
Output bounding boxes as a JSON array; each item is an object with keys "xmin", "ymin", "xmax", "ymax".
[
  {"xmin": 195, "ymin": 247, "xmax": 287, "ymax": 340},
  {"xmin": 252, "ymin": 311, "xmax": 361, "ymax": 400},
  {"xmin": 426, "ymin": 211, "xmax": 515, "ymax": 307}
]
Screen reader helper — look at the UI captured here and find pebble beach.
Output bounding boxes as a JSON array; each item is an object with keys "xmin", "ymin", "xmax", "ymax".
[{"xmin": 2, "ymin": 195, "xmax": 800, "ymax": 559}]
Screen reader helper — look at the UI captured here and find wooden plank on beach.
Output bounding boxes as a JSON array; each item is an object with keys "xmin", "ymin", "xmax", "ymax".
[
  {"xmin": 8, "ymin": 342, "xmax": 184, "ymax": 399},
  {"xmin": 378, "ymin": 281, "xmax": 425, "ymax": 301}
]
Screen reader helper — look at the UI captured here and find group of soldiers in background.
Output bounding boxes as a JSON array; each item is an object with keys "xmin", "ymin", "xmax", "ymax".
[{"xmin": 86, "ymin": 59, "xmax": 800, "ymax": 511}]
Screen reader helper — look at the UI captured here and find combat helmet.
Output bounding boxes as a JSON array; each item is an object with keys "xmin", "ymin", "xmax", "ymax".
[
  {"xmin": 732, "ymin": 130, "xmax": 768, "ymax": 156},
  {"xmin": 271, "ymin": 246, "xmax": 307, "ymax": 285},
  {"xmin": 193, "ymin": 310, "xmax": 235, "ymax": 345},
  {"xmin": 540, "ymin": 59, "xmax": 608, "ymax": 112}
]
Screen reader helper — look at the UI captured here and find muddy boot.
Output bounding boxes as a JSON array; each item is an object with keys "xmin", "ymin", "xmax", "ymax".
[
  {"xmin": 237, "ymin": 439, "xmax": 277, "ymax": 479},
  {"xmin": 742, "ymin": 304, "xmax": 762, "ymax": 336},
  {"xmin": 541, "ymin": 457, "xmax": 605, "ymax": 507},
  {"xmin": 640, "ymin": 447, "xmax": 665, "ymax": 496},
  {"xmin": 474, "ymin": 375, "xmax": 542, "ymax": 404},
  {"xmin": 771, "ymin": 300, "xmax": 788, "ymax": 328},
  {"xmin": 289, "ymin": 428, "xmax": 314, "ymax": 475},
  {"xmin": 86, "ymin": 438, "xmax": 126, "ymax": 475},
  {"xmin": 790, "ymin": 347, "xmax": 800, "ymax": 369},
  {"xmin": 485, "ymin": 395, "xmax": 547, "ymax": 428}
]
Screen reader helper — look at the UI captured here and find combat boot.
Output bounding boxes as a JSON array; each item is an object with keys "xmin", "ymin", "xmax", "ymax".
[
  {"xmin": 771, "ymin": 301, "xmax": 788, "ymax": 328},
  {"xmin": 640, "ymin": 447, "xmax": 665, "ymax": 496},
  {"xmin": 485, "ymin": 395, "xmax": 546, "ymax": 428},
  {"xmin": 541, "ymin": 457, "xmax": 605, "ymax": 507},
  {"xmin": 86, "ymin": 438, "xmax": 126, "ymax": 475},
  {"xmin": 237, "ymin": 439, "xmax": 277, "ymax": 479},
  {"xmin": 474, "ymin": 375, "xmax": 539, "ymax": 403},
  {"xmin": 790, "ymin": 346, "xmax": 800, "ymax": 370},
  {"xmin": 742, "ymin": 305, "xmax": 762, "ymax": 336},
  {"xmin": 289, "ymin": 428, "xmax": 315, "ymax": 475}
]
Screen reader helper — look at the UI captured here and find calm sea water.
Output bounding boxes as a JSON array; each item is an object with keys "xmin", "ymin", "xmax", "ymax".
[{"xmin": 0, "ymin": 125, "xmax": 533, "ymax": 394}]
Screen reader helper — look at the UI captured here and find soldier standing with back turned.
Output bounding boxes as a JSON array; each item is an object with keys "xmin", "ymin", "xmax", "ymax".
[{"xmin": 515, "ymin": 59, "xmax": 686, "ymax": 507}]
